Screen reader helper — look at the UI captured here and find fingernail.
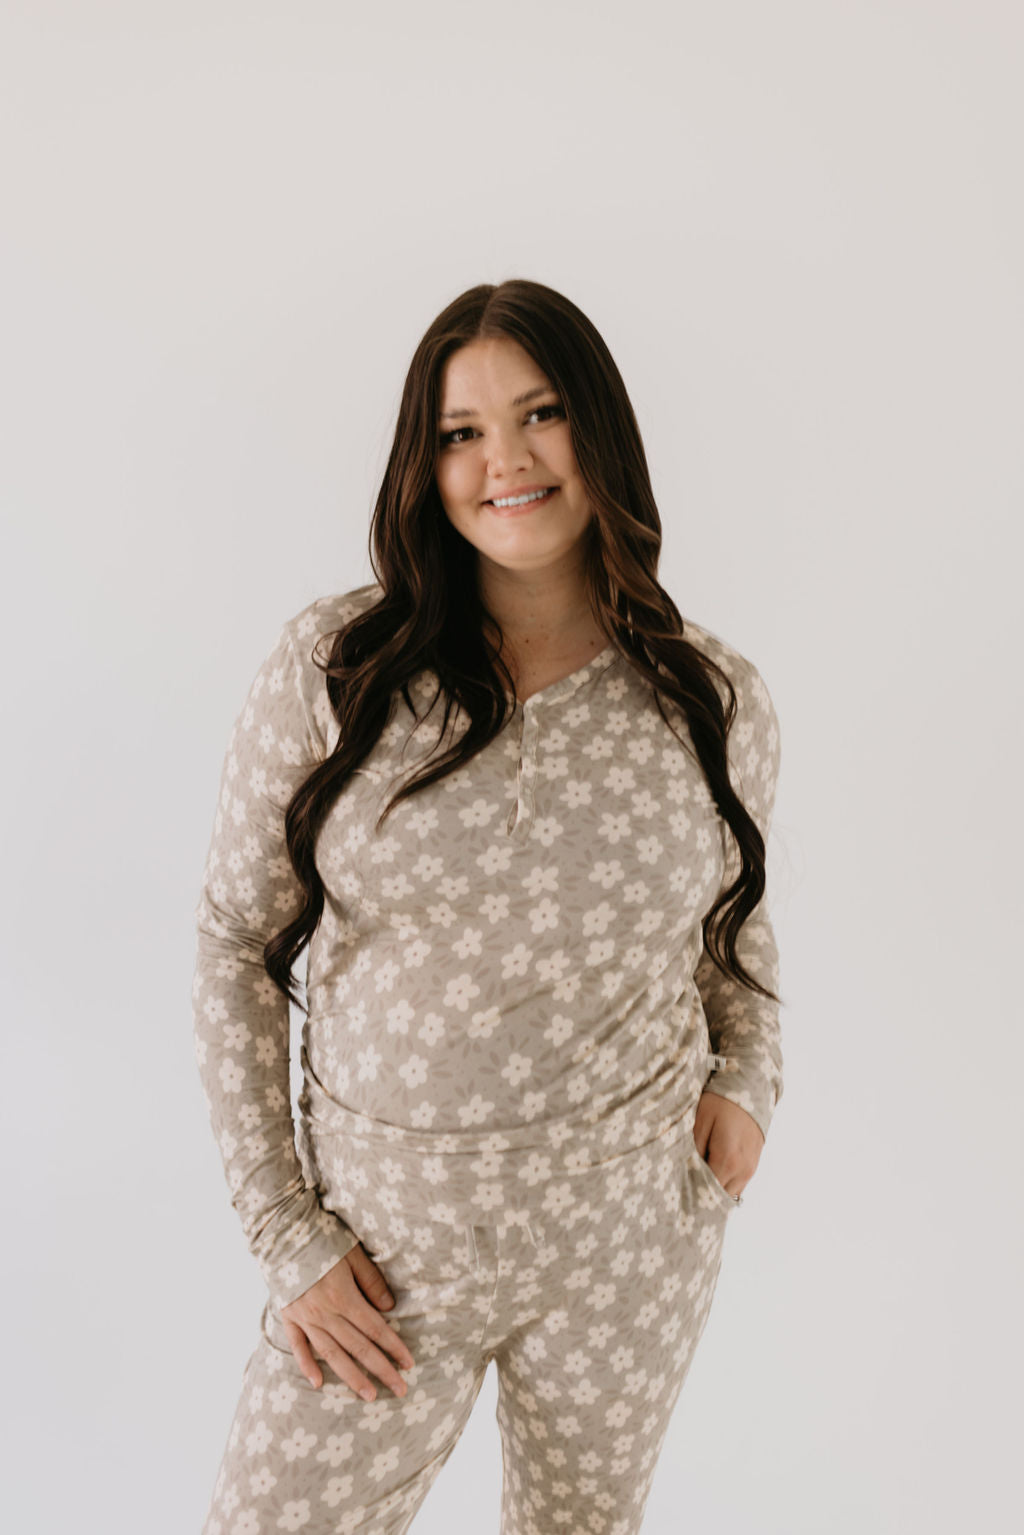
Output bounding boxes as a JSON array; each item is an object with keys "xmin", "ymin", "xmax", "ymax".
[
  {"xmin": 360, "ymin": 1386, "xmax": 375, "ymax": 1401},
  {"xmin": 381, "ymin": 1291, "xmax": 394, "ymax": 1306}
]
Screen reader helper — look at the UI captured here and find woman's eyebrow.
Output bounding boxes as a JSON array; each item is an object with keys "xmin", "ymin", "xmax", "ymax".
[{"xmin": 440, "ymin": 386, "xmax": 554, "ymax": 422}]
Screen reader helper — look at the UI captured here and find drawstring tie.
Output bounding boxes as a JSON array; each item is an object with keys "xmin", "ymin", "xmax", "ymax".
[
  {"xmin": 464, "ymin": 1223, "xmax": 480, "ymax": 1274},
  {"xmin": 462, "ymin": 1219, "xmax": 538, "ymax": 1274}
]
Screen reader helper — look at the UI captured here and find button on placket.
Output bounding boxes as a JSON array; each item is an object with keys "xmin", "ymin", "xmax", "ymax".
[
  {"xmin": 507, "ymin": 707, "xmax": 540, "ymax": 843},
  {"xmin": 501, "ymin": 648, "xmax": 618, "ymax": 845}
]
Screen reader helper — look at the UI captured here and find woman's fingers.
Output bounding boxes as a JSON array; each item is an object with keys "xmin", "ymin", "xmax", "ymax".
[
  {"xmin": 282, "ymin": 1312, "xmax": 407, "ymax": 1400},
  {"xmin": 354, "ymin": 1298, "xmax": 416, "ymax": 1374},
  {"xmin": 278, "ymin": 1248, "xmax": 416, "ymax": 1396},
  {"xmin": 306, "ymin": 1318, "xmax": 411, "ymax": 1401},
  {"xmin": 347, "ymin": 1244, "xmax": 396, "ymax": 1310},
  {"xmin": 281, "ymin": 1317, "xmax": 325, "ymax": 1391}
]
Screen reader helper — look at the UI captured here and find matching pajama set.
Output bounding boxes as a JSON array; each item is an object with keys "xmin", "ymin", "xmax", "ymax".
[{"xmin": 192, "ymin": 582, "xmax": 784, "ymax": 1535}]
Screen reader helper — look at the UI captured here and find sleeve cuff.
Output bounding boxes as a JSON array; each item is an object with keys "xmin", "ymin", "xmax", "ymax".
[
  {"xmin": 265, "ymin": 1208, "xmax": 361, "ymax": 1312},
  {"xmin": 701, "ymin": 1061, "xmax": 782, "ymax": 1145}
]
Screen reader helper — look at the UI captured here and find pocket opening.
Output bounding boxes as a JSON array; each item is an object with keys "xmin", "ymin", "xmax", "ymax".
[{"xmin": 687, "ymin": 1129, "xmax": 742, "ymax": 1210}]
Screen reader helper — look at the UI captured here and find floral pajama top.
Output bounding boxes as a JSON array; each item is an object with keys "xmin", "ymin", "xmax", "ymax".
[{"xmin": 192, "ymin": 583, "xmax": 783, "ymax": 1313}]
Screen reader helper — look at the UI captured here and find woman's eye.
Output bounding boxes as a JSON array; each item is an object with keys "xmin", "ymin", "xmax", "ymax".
[{"xmin": 439, "ymin": 402, "xmax": 564, "ymax": 448}]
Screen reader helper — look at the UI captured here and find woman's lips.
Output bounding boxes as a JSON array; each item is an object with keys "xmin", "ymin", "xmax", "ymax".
[{"xmin": 486, "ymin": 488, "xmax": 558, "ymax": 516}]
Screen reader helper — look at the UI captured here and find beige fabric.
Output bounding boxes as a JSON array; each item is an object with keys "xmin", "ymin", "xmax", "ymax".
[
  {"xmin": 200, "ymin": 1135, "xmax": 743, "ymax": 1535},
  {"xmin": 192, "ymin": 582, "xmax": 783, "ymax": 1315}
]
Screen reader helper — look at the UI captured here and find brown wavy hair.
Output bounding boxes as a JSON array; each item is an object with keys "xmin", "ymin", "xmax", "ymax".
[{"xmin": 266, "ymin": 278, "xmax": 779, "ymax": 1012}]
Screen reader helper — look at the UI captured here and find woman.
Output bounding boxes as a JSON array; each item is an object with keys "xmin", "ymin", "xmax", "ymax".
[{"xmin": 193, "ymin": 278, "xmax": 784, "ymax": 1534}]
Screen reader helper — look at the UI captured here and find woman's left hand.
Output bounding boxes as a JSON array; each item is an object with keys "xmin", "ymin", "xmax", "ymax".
[{"xmin": 692, "ymin": 1092, "xmax": 765, "ymax": 1201}]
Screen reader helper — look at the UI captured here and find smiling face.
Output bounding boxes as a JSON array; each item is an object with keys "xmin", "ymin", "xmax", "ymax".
[{"xmin": 434, "ymin": 337, "xmax": 594, "ymax": 582}]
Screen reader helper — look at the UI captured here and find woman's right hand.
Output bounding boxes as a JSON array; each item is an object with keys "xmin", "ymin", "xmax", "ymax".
[{"xmin": 280, "ymin": 1244, "xmax": 415, "ymax": 1400}]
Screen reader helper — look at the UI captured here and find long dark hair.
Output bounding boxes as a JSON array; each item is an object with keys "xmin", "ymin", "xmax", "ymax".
[{"xmin": 266, "ymin": 279, "xmax": 779, "ymax": 1012}]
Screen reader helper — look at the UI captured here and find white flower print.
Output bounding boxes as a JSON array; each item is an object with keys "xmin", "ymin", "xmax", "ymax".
[
  {"xmin": 540, "ymin": 1182, "xmax": 575, "ymax": 1219},
  {"xmin": 443, "ymin": 973, "xmax": 480, "ymax": 1011},
  {"xmin": 626, "ymin": 735, "xmax": 656, "ymax": 766},
  {"xmin": 315, "ymin": 1433, "xmax": 355, "ymax": 1468},
  {"xmin": 531, "ymin": 815, "xmax": 565, "ymax": 846},
  {"xmin": 384, "ymin": 998, "xmax": 414, "ymax": 1034},
  {"xmin": 512, "ymin": 1152, "xmax": 550, "ymax": 1189},
  {"xmin": 319, "ymin": 1475, "xmax": 354, "ymax": 1508},
  {"xmin": 221, "ymin": 1019, "xmax": 248, "ymax": 1056},
  {"xmin": 426, "ymin": 1414, "xmax": 458, "ymax": 1456},
  {"xmin": 568, "ymin": 1377, "xmax": 601, "ymax": 1408},
  {"xmin": 596, "ymin": 811, "xmax": 631, "ymax": 844},
  {"xmin": 244, "ymin": 1419, "xmax": 273, "ymax": 1457},
  {"xmin": 527, "ymin": 896, "xmax": 560, "ymax": 933},
  {"xmin": 417, "ymin": 1158, "xmax": 447, "ymax": 1190},
  {"xmin": 356, "ymin": 1044, "xmax": 384, "ymax": 1081},
  {"xmin": 500, "ymin": 1053, "xmax": 533, "ymax": 1087},
  {"xmin": 582, "ymin": 733, "xmax": 614, "ymax": 761},
  {"xmin": 560, "ymin": 778, "xmax": 593, "ymax": 810},
  {"xmin": 543, "ymin": 1014, "xmax": 573, "ymax": 1047},
  {"xmin": 517, "ymin": 1090, "xmax": 547, "ymax": 1121},
  {"xmin": 276, "ymin": 1498, "xmax": 311, "ymax": 1530},
  {"xmin": 425, "ymin": 897, "xmax": 458, "ymax": 927},
  {"xmin": 457, "ymin": 1094, "xmax": 495, "ymax": 1127},
  {"xmin": 267, "ymin": 1381, "xmax": 298, "ymax": 1416},
  {"xmin": 406, "ymin": 806, "xmax": 442, "ymax": 839},
  {"xmin": 397, "ymin": 1053, "xmax": 429, "ymax": 1090},
  {"xmin": 476, "ymin": 842, "xmax": 515, "ymax": 877},
  {"xmin": 580, "ymin": 901, "xmax": 617, "ymax": 937},
  {"xmin": 195, "ymin": 585, "xmax": 782, "ymax": 1530},
  {"xmin": 499, "ymin": 942, "xmax": 533, "ymax": 978},
  {"xmin": 450, "ymin": 926, "xmax": 484, "ymax": 959},
  {"xmin": 218, "ymin": 1059, "xmax": 245, "ymax": 1094},
  {"xmin": 539, "ymin": 753, "xmax": 569, "ymax": 781},
  {"xmin": 416, "ymin": 1011, "xmax": 446, "ymax": 1046},
  {"xmin": 535, "ymin": 948, "xmax": 573, "ymax": 985},
  {"xmin": 411, "ymin": 851, "xmax": 444, "ymax": 882},
  {"xmin": 479, "ymin": 890, "xmax": 511, "ymax": 923},
  {"xmin": 522, "ymin": 864, "xmax": 560, "ymax": 897},
  {"xmin": 459, "ymin": 797, "xmax": 500, "ymax": 829},
  {"xmin": 373, "ymin": 959, "xmax": 401, "ymax": 994},
  {"xmin": 280, "ymin": 1427, "xmax": 317, "ymax": 1463}
]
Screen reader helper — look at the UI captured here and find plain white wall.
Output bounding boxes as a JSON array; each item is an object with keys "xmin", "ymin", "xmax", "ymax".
[{"xmin": 1, "ymin": 2, "xmax": 1020, "ymax": 1530}]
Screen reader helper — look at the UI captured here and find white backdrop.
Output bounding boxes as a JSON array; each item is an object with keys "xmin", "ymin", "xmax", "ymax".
[{"xmin": 1, "ymin": 3, "xmax": 1020, "ymax": 1531}]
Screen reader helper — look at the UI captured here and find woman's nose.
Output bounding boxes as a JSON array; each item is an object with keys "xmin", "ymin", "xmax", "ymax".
[{"xmin": 486, "ymin": 427, "xmax": 532, "ymax": 477}]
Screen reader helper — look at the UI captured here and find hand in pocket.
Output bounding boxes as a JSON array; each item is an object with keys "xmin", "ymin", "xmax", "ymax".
[
  {"xmin": 280, "ymin": 1243, "xmax": 415, "ymax": 1400},
  {"xmin": 693, "ymin": 1091, "xmax": 764, "ymax": 1200}
]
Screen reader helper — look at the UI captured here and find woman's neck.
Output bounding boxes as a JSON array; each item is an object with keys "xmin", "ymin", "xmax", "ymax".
[{"xmin": 478, "ymin": 557, "xmax": 601, "ymax": 656}]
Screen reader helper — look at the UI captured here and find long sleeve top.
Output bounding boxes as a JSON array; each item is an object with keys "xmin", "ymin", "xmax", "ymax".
[{"xmin": 192, "ymin": 583, "xmax": 783, "ymax": 1311}]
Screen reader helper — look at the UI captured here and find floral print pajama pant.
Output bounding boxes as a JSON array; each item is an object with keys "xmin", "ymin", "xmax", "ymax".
[{"xmin": 201, "ymin": 1125, "xmax": 740, "ymax": 1535}]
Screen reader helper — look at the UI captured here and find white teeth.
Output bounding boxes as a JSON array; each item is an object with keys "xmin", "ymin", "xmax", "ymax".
[{"xmin": 492, "ymin": 488, "xmax": 552, "ymax": 508}]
